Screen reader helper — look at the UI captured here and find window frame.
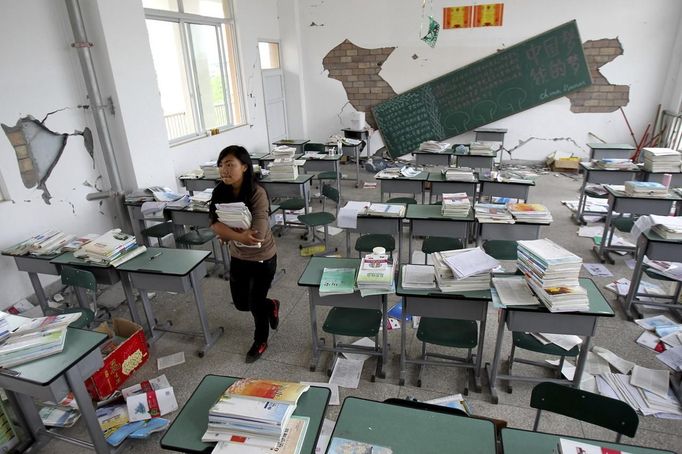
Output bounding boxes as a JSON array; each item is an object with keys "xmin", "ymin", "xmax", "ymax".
[{"xmin": 144, "ymin": 3, "xmax": 245, "ymax": 144}]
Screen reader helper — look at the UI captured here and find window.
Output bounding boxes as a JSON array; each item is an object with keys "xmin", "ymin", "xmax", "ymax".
[
  {"xmin": 258, "ymin": 41, "xmax": 280, "ymax": 70},
  {"xmin": 144, "ymin": 0, "xmax": 244, "ymax": 142}
]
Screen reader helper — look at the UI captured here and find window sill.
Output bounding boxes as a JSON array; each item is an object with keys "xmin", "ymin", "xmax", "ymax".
[{"xmin": 169, "ymin": 122, "xmax": 249, "ymax": 148}]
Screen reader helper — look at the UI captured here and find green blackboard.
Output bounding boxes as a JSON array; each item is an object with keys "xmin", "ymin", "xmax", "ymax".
[{"xmin": 373, "ymin": 20, "xmax": 592, "ymax": 158}]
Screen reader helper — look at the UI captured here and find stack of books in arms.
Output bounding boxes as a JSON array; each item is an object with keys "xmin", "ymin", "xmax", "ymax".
[
  {"xmin": 441, "ymin": 193, "xmax": 471, "ymax": 217},
  {"xmin": 201, "ymin": 161, "xmax": 220, "ymax": 179},
  {"xmin": 401, "ymin": 264, "xmax": 436, "ymax": 289},
  {"xmin": 432, "ymin": 248, "xmax": 496, "ymax": 292},
  {"xmin": 356, "ymin": 250, "xmax": 395, "ymax": 295},
  {"xmin": 268, "ymin": 146, "xmax": 298, "ymax": 180},
  {"xmin": 2, "ymin": 231, "xmax": 76, "ymax": 257},
  {"xmin": 364, "ymin": 203, "xmax": 405, "ymax": 217},
  {"xmin": 215, "ymin": 203, "xmax": 253, "ymax": 229},
  {"xmin": 507, "ymin": 203, "xmax": 553, "ymax": 223},
  {"xmin": 319, "ymin": 268, "xmax": 356, "ymax": 296},
  {"xmin": 623, "ymin": 181, "xmax": 668, "ymax": 196},
  {"xmin": 443, "ymin": 167, "xmax": 475, "ymax": 181},
  {"xmin": 0, "ymin": 312, "xmax": 81, "ymax": 368},
  {"xmin": 475, "ymin": 203, "xmax": 514, "ymax": 223},
  {"xmin": 592, "ymin": 158, "xmax": 638, "ymax": 170},
  {"xmin": 650, "ymin": 215, "xmax": 682, "ymax": 239},
  {"xmin": 468, "ymin": 142, "xmax": 494, "ymax": 156},
  {"xmin": 74, "ymin": 229, "xmax": 146, "ymax": 267},
  {"xmin": 642, "ymin": 147, "xmax": 682, "ymax": 172},
  {"xmin": 203, "ymin": 378, "xmax": 310, "ymax": 453},
  {"xmin": 419, "ymin": 140, "xmax": 451, "ymax": 153},
  {"xmin": 517, "ymin": 239, "xmax": 588, "ymax": 312}
]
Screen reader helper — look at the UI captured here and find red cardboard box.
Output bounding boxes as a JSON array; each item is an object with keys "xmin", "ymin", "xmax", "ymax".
[{"xmin": 85, "ymin": 318, "xmax": 149, "ymax": 400}]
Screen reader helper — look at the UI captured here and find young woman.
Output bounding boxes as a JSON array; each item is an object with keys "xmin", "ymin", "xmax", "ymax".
[{"xmin": 209, "ymin": 145, "xmax": 279, "ymax": 363}]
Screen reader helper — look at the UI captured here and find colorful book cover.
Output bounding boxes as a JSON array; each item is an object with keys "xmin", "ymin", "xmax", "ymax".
[
  {"xmin": 508, "ymin": 203, "xmax": 547, "ymax": 213},
  {"xmin": 319, "ymin": 268, "xmax": 356, "ymax": 295},
  {"xmin": 226, "ymin": 379, "xmax": 310, "ymax": 405}
]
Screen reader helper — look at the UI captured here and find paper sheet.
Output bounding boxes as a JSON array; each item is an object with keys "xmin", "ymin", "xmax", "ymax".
[
  {"xmin": 341, "ymin": 337, "xmax": 376, "ymax": 362},
  {"xmin": 301, "ymin": 382, "xmax": 340, "ymax": 406},
  {"xmin": 539, "ymin": 333, "xmax": 583, "ymax": 351},
  {"xmin": 630, "ymin": 365, "xmax": 670, "ymax": 397},
  {"xmin": 592, "ymin": 346, "xmax": 635, "ymax": 374},
  {"xmin": 637, "ymin": 330, "xmax": 662, "ymax": 350},
  {"xmin": 329, "ymin": 358, "xmax": 363, "ymax": 389},
  {"xmin": 337, "ymin": 201, "xmax": 370, "ymax": 229},
  {"xmin": 584, "ymin": 351, "xmax": 611, "ymax": 375},
  {"xmin": 656, "ymin": 346, "xmax": 682, "ymax": 371},
  {"xmin": 577, "ymin": 225, "xmax": 605, "ymax": 238},
  {"xmin": 583, "ymin": 263, "xmax": 613, "ymax": 277},
  {"xmin": 492, "ymin": 277, "xmax": 539, "ymax": 306},
  {"xmin": 157, "ymin": 352, "xmax": 185, "ymax": 370}
]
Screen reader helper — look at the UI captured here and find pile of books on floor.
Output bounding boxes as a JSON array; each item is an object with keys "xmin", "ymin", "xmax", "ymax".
[
  {"xmin": 624, "ymin": 180, "xmax": 668, "ymax": 197},
  {"xmin": 0, "ymin": 312, "xmax": 81, "ymax": 368},
  {"xmin": 190, "ymin": 188, "xmax": 213, "ymax": 209},
  {"xmin": 443, "ymin": 167, "xmax": 476, "ymax": 182},
  {"xmin": 468, "ymin": 142, "xmax": 494, "ymax": 156},
  {"xmin": 267, "ymin": 146, "xmax": 298, "ymax": 180},
  {"xmin": 2, "ymin": 230, "xmax": 76, "ymax": 256},
  {"xmin": 642, "ymin": 147, "xmax": 682, "ymax": 172},
  {"xmin": 401, "ymin": 264, "xmax": 436, "ymax": 289},
  {"xmin": 650, "ymin": 215, "xmax": 682, "ymax": 240},
  {"xmin": 419, "ymin": 140, "xmax": 451, "ymax": 153},
  {"xmin": 201, "ymin": 161, "xmax": 220, "ymax": 179},
  {"xmin": 432, "ymin": 247, "xmax": 497, "ymax": 292},
  {"xmin": 592, "ymin": 158, "xmax": 639, "ymax": 170},
  {"xmin": 441, "ymin": 193, "xmax": 471, "ymax": 217},
  {"xmin": 474, "ymin": 203, "xmax": 514, "ymax": 223},
  {"xmin": 215, "ymin": 203, "xmax": 252, "ymax": 229},
  {"xmin": 517, "ymin": 238, "xmax": 588, "ymax": 312},
  {"xmin": 204, "ymin": 378, "xmax": 310, "ymax": 452},
  {"xmin": 356, "ymin": 248, "xmax": 395, "ymax": 295},
  {"xmin": 507, "ymin": 203, "xmax": 553, "ymax": 223},
  {"xmin": 364, "ymin": 203, "xmax": 406, "ymax": 217},
  {"xmin": 74, "ymin": 229, "xmax": 146, "ymax": 267}
]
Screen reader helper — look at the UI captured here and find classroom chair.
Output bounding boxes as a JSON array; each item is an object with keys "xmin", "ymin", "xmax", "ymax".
[
  {"xmin": 141, "ymin": 221, "xmax": 175, "ymax": 247},
  {"xmin": 297, "ymin": 184, "xmax": 339, "ymax": 254},
  {"xmin": 322, "ymin": 306, "xmax": 384, "ymax": 381},
  {"xmin": 530, "ymin": 382, "xmax": 638, "ymax": 442},
  {"xmin": 354, "ymin": 234, "xmax": 395, "ymax": 258},
  {"xmin": 305, "ymin": 142, "xmax": 342, "ymax": 198},
  {"xmin": 174, "ymin": 227, "xmax": 230, "ymax": 280},
  {"xmin": 274, "ymin": 197, "xmax": 307, "ymax": 237},
  {"xmin": 386, "ymin": 197, "xmax": 417, "ymax": 205},
  {"xmin": 421, "ymin": 237, "xmax": 463, "ymax": 264},
  {"xmin": 54, "ymin": 266, "xmax": 105, "ymax": 328},
  {"xmin": 482, "ymin": 240, "xmax": 517, "ymax": 260}
]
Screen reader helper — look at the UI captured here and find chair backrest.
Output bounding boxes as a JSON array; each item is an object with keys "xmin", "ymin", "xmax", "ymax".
[
  {"xmin": 322, "ymin": 184, "xmax": 340, "ymax": 204},
  {"xmin": 530, "ymin": 382, "xmax": 638, "ymax": 442},
  {"xmin": 304, "ymin": 142, "xmax": 327, "ymax": 152},
  {"xmin": 386, "ymin": 197, "xmax": 417, "ymax": 205},
  {"xmin": 61, "ymin": 266, "xmax": 97, "ymax": 292}
]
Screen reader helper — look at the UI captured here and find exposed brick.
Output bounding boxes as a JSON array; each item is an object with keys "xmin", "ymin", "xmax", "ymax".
[
  {"xmin": 358, "ymin": 87, "xmax": 370, "ymax": 94},
  {"xmin": 370, "ymin": 48, "xmax": 382, "ymax": 55},
  {"xmin": 340, "ymin": 56, "xmax": 352, "ymax": 63},
  {"xmin": 353, "ymin": 81, "xmax": 365, "ymax": 88},
  {"xmin": 346, "ymin": 75, "xmax": 358, "ymax": 82},
  {"xmin": 346, "ymin": 49, "xmax": 358, "ymax": 56}
]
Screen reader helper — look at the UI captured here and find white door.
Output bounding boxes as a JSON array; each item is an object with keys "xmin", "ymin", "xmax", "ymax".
[{"xmin": 259, "ymin": 41, "xmax": 288, "ymax": 143}]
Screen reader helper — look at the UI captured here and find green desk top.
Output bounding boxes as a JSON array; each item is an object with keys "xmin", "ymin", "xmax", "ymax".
[
  {"xmin": 10, "ymin": 328, "xmax": 107, "ymax": 386},
  {"xmin": 501, "ymin": 428, "xmax": 674, "ymax": 454},
  {"xmin": 426, "ymin": 172, "xmax": 478, "ymax": 183},
  {"xmin": 586, "ymin": 143, "xmax": 636, "ymax": 150},
  {"xmin": 50, "ymin": 251, "xmax": 112, "ymax": 268},
  {"xmin": 160, "ymin": 375, "xmax": 330, "ymax": 454},
  {"xmin": 412, "ymin": 149, "xmax": 456, "ymax": 155},
  {"xmin": 330, "ymin": 397, "xmax": 496, "ymax": 454},
  {"xmin": 260, "ymin": 174, "xmax": 314, "ymax": 184},
  {"xmin": 116, "ymin": 247, "xmax": 209, "ymax": 276},
  {"xmin": 605, "ymin": 185, "xmax": 682, "ymax": 201},
  {"xmin": 406, "ymin": 204, "xmax": 474, "ymax": 221},
  {"xmin": 512, "ymin": 277, "xmax": 614, "ymax": 316},
  {"xmin": 477, "ymin": 175, "xmax": 535, "ymax": 185},
  {"xmin": 396, "ymin": 266, "xmax": 491, "ymax": 300},
  {"xmin": 644, "ymin": 229, "xmax": 682, "ymax": 244},
  {"xmin": 273, "ymin": 139, "xmax": 310, "ymax": 146},
  {"xmin": 375, "ymin": 172, "xmax": 429, "ymax": 181},
  {"xmin": 298, "ymin": 257, "xmax": 361, "ymax": 287}
]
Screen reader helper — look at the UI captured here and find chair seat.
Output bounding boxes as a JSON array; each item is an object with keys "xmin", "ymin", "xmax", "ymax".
[
  {"xmin": 317, "ymin": 171, "xmax": 340, "ymax": 180},
  {"xmin": 142, "ymin": 222, "xmax": 174, "ymax": 238},
  {"xmin": 279, "ymin": 198, "xmax": 306, "ymax": 211},
  {"xmin": 421, "ymin": 237, "xmax": 463, "ymax": 254},
  {"xmin": 323, "ymin": 307, "xmax": 382, "ymax": 337},
  {"xmin": 613, "ymin": 217, "xmax": 634, "ymax": 233},
  {"xmin": 355, "ymin": 234, "xmax": 395, "ymax": 253},
  {"xmin": 176, "ymin": 228, "xmax": 215, "ymax": 245},
  {"xmin": 386, "ymin": 197, "xmax": 417, "ymax": 205},
  {"xmin": 483, "ymin": 240, "xmax": 518, "ymax": 260},
  {"xmin": 417, "ymin": 317, "xmax": 478, "ymax": 348},
  {"xmin": 298, "ymin": 212, "xmax": 336, "ymax": 227},
  {"xmin": 513, "ymin": 332, "xmax": 580, "ymax": 357},
  {"xmin": 585, "ymin": 188, "xmax": 608, "ymax": 198}
]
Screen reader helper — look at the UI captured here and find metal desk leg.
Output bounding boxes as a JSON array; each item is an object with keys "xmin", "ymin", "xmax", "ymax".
[
  {"xmin": 593, "ymin": 197, "xmax": 614, "ymax": 263},
  {"xmin": 308, "ymin": 292, "xmax": 321, "ymax": 371},
  {"xmin": 396, "ymin": 219, "xmax": 402, "ymax": 266},
  {"xmin": 7, "ymin": 391, "xmax": 45, "ymax": 445},
  {"xmin": 472, "ymin": 314, "xmax": 486, "ymax": 393},
  {"xmin": 189, "ymin": 269, "xmax": 224, "ymax": 357},
  {"xmin": 27, "ymin": 272, "xmax": 49, "ymax": 314},
  {"xmin": 65, "ymin": 366, "xmax": 111, "ymax": 453},
  {"xmin": 624, "ymin": 236, "xmax": 647, "ymax": 320},
  {"xmin": 572, "ymin": 335, "xmax": 591, "ymax": 388},
  {"xmin": 355, "ymin": 145, "xmax": 361, "ymax": 188},
  {"xmin": 378, "ymin": 296, "xmax": 387, "ymax": 379},
  {"xmin": 485, "ymin": 309, "xmax": 507, "ymax": 404},
  {"xmin": 399, "ymin": 297, "xmax": 407, "ymax": 385},
  {"xmin": 303, "ymin": 181, "xmax": 312, "ymax": 239},
  {"xmin": 574, "ymin": 179, "xmax": 588, "ymax": 225},
  {"xmin": 138, "ymin": 290, "xmax": 164, "ymax": 344},
  {"xmin": 408, "ymin": 220, "xmax": 413, "ymax": 263},
  {"xmin": 345, "ymin": 230, "xmax": 352, "ymax": 257},
  {"xmin": 119, "ymin": 273, "xmax": 142, "ymax": 326},
  {"xmin": 335, "ymin": 161, "xmax": 341, "ymax": 200}
]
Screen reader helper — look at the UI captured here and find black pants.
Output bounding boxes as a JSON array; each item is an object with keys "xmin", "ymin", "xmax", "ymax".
[{"xmin": 229, "ymin": 255, "xmax": 277, "ymax": 344}]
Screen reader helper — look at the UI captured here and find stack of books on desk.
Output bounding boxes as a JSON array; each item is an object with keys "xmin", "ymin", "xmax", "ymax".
[
  {"xmin": 201, "ymin": 161, "xmax": 220, "ymax": 179},
  {"xmin": 356, "ymin": 251, "xmax": 395, "ymax": 295},
  {"xmin": 267, "ymin": 159, "xmax": 299, "ymax": 180},
  {"xmin": 432, "ymin": 249, "xmax": 494, "ymax": 292},
  {"xmin": 468, "ymin": 142, "xmax": 494, "ymax": 156},
  {"xmin": 441, "ymin": 193, "xmax": 471, "ymax": 217},
  {"xmin": 592, "ymin": 158, "xmax": 638, "ymax": 170},
  {"xmin": 2, "ymin": 231, "xmax": 76, "ymax": 256},
  {"xmin": 190, "ymin": 188, "xmax": 213, "ymax": 209},
  {"xmin": 623, "ymin": 181, "xmax": 668, "ymax": 197},
  {"xmin": 419, "ymin": 140, "xmax": 451, "ymax": 153},
  {"xmin": 475, "ymin": 203, "xmax": 514, "ymax": 223},
  {"xmin": 443, "ymin": 167, "xmax": 476, "ymax": 182},
  {"xmin": 401, "ymin": 265, "xmax": 436, "ymax": 289},
  {"xmin": 374, "ymin": 167, "xmax": 402, "ymax": 179},
  {"xmin": 364, "ymin": 203, "xmax": 406, "ymax": 217},
  {"xmin": 650, "ymin": 216, "xmax": 682, "ymax": 240},
  {"xmin": 319, "ymin": 268, "xmax": 356, "ymax": 296},
  {"xmin": 75, "ymin": 229, "xmax": 146, "ymax": 267},
  {"xmin": 203, "ymin": 378, "xmax": 309, "ymax": 450},
  {"xmin": 507, "ymin": 203, "xmax": 553, "ymax": 223},
  {"xmin": 215, "ymin": 203, "xmax": 253, "ymax": 229},
  {"xmin": 642, "ymin": 147, "xmax": 682, "ymax": 172},
  {"xmin": 517, "ymin": 239, "xmax": 588, "ymax": 312}
]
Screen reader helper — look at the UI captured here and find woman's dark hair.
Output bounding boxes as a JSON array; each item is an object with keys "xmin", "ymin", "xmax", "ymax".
[{"xmin": 217, "ymin": 145, "xmax": 257, "ymax": 204}]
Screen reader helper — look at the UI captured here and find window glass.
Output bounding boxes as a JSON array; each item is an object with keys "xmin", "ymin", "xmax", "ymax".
[{"xmin": 258, "ymin": 42, "xmax": 280, "ymax": 70}]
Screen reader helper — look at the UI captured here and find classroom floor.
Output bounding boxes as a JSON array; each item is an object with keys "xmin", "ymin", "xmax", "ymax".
[{"xmin": 44, "ymin": 164, "xmax": 682, "ymax": 453}]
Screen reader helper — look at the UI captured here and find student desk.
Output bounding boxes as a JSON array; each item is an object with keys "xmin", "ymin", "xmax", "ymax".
[
  {"xmin": 330, "ymin": 397, "xmax": 496, "ymax": 454},
  {"xmin": 302, "ymin": 152, "xmax": 342, "ymax": 194},
  {"xmin": 182, "ymin": 177, "xmax": 219, "ymax": 195},
  {"xmin": 260, "ymin": 174, "xmax": 313, "ymax": 211},
  {"xmin": 427, "ymin": 172, "xmax": 478, "ymax": 203},
  {"xmin": 297, "ymin": 257, "xmax": 388, "ymax": 378},
  {"xmin": 376, "ymin": 171, "xmax": 429, "ymax": 203},
  {"xmin": 586, "ymin": 142, "xmax": 635, "ymax": 161},
  {"xmin": 345, "ymin": 212, "xmax": 405, "ymax": 262},
  {"xmin": 396, "ymin": 270, "xmax": 490, "ymax": 391},
  {"xmin": 477, "ymin": 176, "xmax": 534, "ymax": 203},
  {"xmin": 341, "ymin": 130, "xmax": 367, "ymax": 188},
  {"xmin": 455, "ymin": 150, "xmax": 497, "ymax": 170},
  {"xmin": 412, "ymin": 149, "xmax": 455, "ymax": 167},
  {"xmin": 475, "ymin": 127, "xmax": 507, "ymax": 143},
  {"xmin": 1, "ymin": 328, "xmax": 110, "ymax": 453},
  {"xmin": 593, "ymin": 186, "xmax": 681, "ymax": 264},
  {"xmin": 486, "ymin": 278, "xmax": 614, "ymax": 404},
  {"xmin": 573, "ymin": 162, "xmax": 640, "ymax": 225},
  {"xmin": 501, "ymin": 427, "xmax": 674, "ymax": 454},
  {"xmin": 405, "ymin": 204, "xmax": 473, "ymax": 259},
  {"xmin": 116, "ymin": 247, "xmax": 223, "ymax": 356},
  {"xmin": 272, "ymin": 138, "xmax": 310, "ymax": 153},
  {"xmin": 476, "ymin": 220, "xmax": 548, "ymax": 246},
  {"xmin": 3, "ymin": 252, "xmax": 61, "ymax": 314},
  {"xmin": 642, "ymin": 169, "xmax": 682, "ymax": 187},
  {"xmin": 160, "ymin": 374, "xmax": 330, "ymax": 454},
  {"xmin": 624, "ymin": 230, "xmax": 682, "ymax": 319}
]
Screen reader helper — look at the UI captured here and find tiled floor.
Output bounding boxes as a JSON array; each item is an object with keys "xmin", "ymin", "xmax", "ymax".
[{"xmin": 39, "ymin": 164, "xmax": 682, "ymax": 453}]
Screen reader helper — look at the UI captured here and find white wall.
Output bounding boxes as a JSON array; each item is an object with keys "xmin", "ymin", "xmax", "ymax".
[{"xmin": 289, "ymin": 0, "xmax": 682, "ymax": 160}]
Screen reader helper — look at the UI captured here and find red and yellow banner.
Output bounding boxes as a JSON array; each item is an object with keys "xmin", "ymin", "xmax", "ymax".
[
  {"xmin": 443, "ymin": 6, "xmax": 472, "ymax": 29},
  {"xmin": 473, "ymin": 3, "xmax": 504, "ymax": 27}
]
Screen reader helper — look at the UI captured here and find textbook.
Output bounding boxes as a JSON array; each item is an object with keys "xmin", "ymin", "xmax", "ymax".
[
  {"xmin": 225, "ymin": 379, "xmax": 310, "ymax": 405},
  {"xmin": 623, "ymin": 181, "xmax": 668, "ymax": 196},
  {"xmin": 441, "ymin": 192, "xmax": 471, "ymax": 217},
  {"xmin": 558, "ymin": 438, "xmax": 631, "ymax": 454},
  {"xmin": 365, "ymin": 203, "xmax": 405, "ymax": 217},
  {"xmin": 507, "ymin": 203, "xmax": 553, "ymax": 223},
  {"xmin": 319, "ymin": 268, "xmax": 356, "ymax": 296}
]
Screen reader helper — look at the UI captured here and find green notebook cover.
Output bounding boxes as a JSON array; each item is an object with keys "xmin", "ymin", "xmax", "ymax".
[{"xmin": 319, "ymin": 268, "xmax": 356, "ymax": 295}]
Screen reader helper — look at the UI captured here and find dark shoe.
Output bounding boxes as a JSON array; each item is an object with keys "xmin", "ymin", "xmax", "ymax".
[
  {"xmin": 246, "ymin": 342, "xmax": 267, "ymax": 363},
  {"xmin": 269, "ymin": 299, "xmax": 280, "ymax": 330}
]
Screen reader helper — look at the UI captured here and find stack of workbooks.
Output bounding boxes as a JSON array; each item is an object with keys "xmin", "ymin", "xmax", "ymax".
[
  {"xmin": 642, "ymin": 147, "xmax": 682, "ymax": 172},
  {"xmin": 75, "ymin": 229, "xmax": 146, "ymax": 267},
  {"xmin": 517, "ymin": 239, "xmax": 588, "ymax": 312},
  {"xmin": 2, "ymin": 231, "xmax": 76, "ymax": 256},
  {"xmin": 356, "ymin": 251, "xmax": 395, "ymax": 295},
  {"xmin": 441, "ymin": 193, "xmax": 471, "ymax": 217},
  {"xmin": 507, "ymin": 203, "xmax": 553, "ymax": 223},
  {"xmin": 468, "ymin": 142, "xmax": 494, "ymax": 156},
  {"xmin": 474, "ymin": 203, "xmax": 514, "ymax": 223},
  {"xmin": 364, "ymin": 203, "xmax": 406, "ymax": 217},
  {"xmin": 267, "ymin": 146, "xmax": 298, "ymax": 180},
  {"xmin": 215, "ymin": 203, "xmax": 252, "ymax": 230},
  {"xmin": 0, "ymin": 312, "xmax": 81, "ymax": 368},
  {"xmin": 419, "ymin": 140, "xmax": 450, "ymax": 153},
  {"xmin": 650, "ymin": 216, "xmax": 682, "ymax": 240},
  {"xmin": 203, "ymin": 378, "xmax": 310, "ymax": 451},
  {"xmin": 443, "ymin": 167, "xmax": 476, "ymax": 182},
  {"xmin": 495, "ymin": 170, "xmax": 537, "ymax": 183},
  {"xmin": 624, "ymin": 181, "xmax": 668, "ymax": 196},
  {"xmin": 201, "ymin": 161, "xmax": 220, "ymax": 179},
  {"xmin": 592, "ymin": 158, "xmax": 639, "ymax": 170},
  {"xmin": 401, "ymin": 265, "xmax": 436, "ymax": 289},
  {"xmin": 190, "ymin": 188, "xmax": 213, "ymax": 209},
  {"xmin": 432, "ymin": 249, "xmax": 494, "ymax": 292},
  {"xmin": 319, "ymin": 268, "xmax": 356, "ymax": 296}
]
